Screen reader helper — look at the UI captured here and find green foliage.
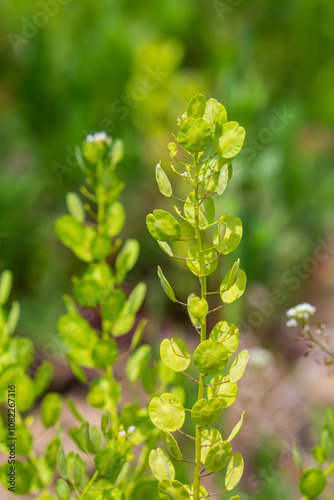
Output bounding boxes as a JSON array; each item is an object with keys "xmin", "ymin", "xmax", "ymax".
[{"xmin": 147, "ymin": 94, "xmax": 247, "ymax": 500}]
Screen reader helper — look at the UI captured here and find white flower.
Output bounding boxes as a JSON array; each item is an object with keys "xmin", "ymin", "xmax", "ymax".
[
  {"xmin": 286, "ymin": 318, "xmax": 299, "ymax": 328},
  {"xmin": 286, "ymin": 302, "xmax": 316, "ymax": 320},
  {"xmin": 128, "ymin": 426, "xmax": 136, "ymax": 434},
  {"xmin": 85, "ymin": 131, "xmax": 112, "ymax": 145},
  {"xmin": 181, "ymin": 172, "xmax": 189, "ymax": 179},
  {"xmin": 119, "ymin": 430, "xmax": 126, "ymax": 436}
]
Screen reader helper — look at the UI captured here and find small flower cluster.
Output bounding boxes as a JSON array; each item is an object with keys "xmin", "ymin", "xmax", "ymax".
[
  {"xmin": 286, "ymin": 302, "xmax": 316, "ymax": 328},
  {"xmin": 86, "ymin": 131, "xmax": 112, "ymax": 145}
]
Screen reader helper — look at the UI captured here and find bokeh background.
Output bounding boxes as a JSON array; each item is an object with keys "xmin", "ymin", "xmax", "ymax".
[{"xmin": 1, "ymin": 0, "xmax": 334, "ymax": 498}]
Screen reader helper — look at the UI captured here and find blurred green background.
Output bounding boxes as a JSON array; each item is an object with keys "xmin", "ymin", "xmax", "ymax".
[{"xmin": 1, "ymin": 0, "xmax": 334, "ymax": 497}]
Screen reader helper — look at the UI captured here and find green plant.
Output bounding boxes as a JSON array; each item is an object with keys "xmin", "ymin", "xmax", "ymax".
[
  {"xmin": 146, "ymin": 94, "xmax": 248, "ymax": 500},
  {"xmin": 286, "ymin": 303, "xmax": 334, "ymax": 499}
]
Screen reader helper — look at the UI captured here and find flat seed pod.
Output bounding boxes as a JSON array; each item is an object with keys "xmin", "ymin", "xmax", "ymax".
[
  {"xmin": 187, "ymin": 244, "xmax": 218, "ymax": 277},
  {"xmin": 157, "ymin": 266, "xmax": 176, "ymax": 302},
  {"xmin": 104, "ymin": 201, "xmax": 125, "ymax": 237},
  {"xmin": 220, "ymin": 260, "xmax": 240, "ymax": 292},
  {"xmin": 55, "ymin": 215, "xmax": 95, "ymax": 262},
  {"xmin": 189, "ymin": 296, "xmax": 208, "ymax": 321},
  {"xmin": 204, "ymin": 441, "xmax": 232, "ymax": 472},
  {"xmin": 193, "ymin": 340, "xmax": 228, "ymax": 375},
  {"xmin": 102, "ymin": 290, "xmax": 126, "ymax": 321},
  {"xmin": 220, "ymin": 269, "xmax": 247, "ymax": 304},
  {"xmin": 90, "ymin": 234, "xmax": 111, "ymax": 260},
  {"xmin": 158, "ymin": 479, "xmax": 190, "ymax": 500},
  {"xmin": 207, "ymin": 375, "xmax": 238, "ymax": 408},
  {"xmin": 149, "ymin": 393, "xmax": 185, "ymax": 432},
  {"xmin": 156, "ymin": 163, "xmax": 172, "ymax": 198},
  {"xmin": 191, "ymin": 398, "xmax": 222, "ymax": 427},
  {"xmin": 184, "ymin": 192, "xmax": 215, "ymax": 228},
  {"xmin": 161, "ymin": 431, "xmax": 183, "ymax": 460},
  {"xmin": 299, "ymin": 468, "xmax": 327, "ymax": 498},
  {"xmin": 168, "ymin": 142, "xmax": 178, "ymax": 158},
  {"xmin": 228, "ymin": 412, "xmax": 246, "ymax": 441},
  {"xmin": 217, "ymin": 121, "xmax": 245, "ymax": 159},
  {"xmin": 213, "ymin": 216, "xmax": 243, "ymax": 255},
  {"xmin": 112, "ymin": 314, "xmax": 135, "ymax": 337},
  {"xmin": 92, "ymin": 339, "xmax": 118, "ymax": 368},
  {"xmin": 66, "ymin": 192, "xmax": 85, "ymax": 223},
  {"xmin": 126, "ymin": 345, "xmax": 152, "ymax": 385},
  {"xmin": 178, "ymin": 118, "xmax": 212, "ymax": 153},
  {"xmin": 187, "ymin": 93, "xmax": 206, "ymax": 118},
  {"xmin": 204, "ymin": 99, "xmax": 227, "ymax": 137},
  {"xmin": 160, "ymin": 338, "xmax": 190, "ymax": 372},
  {"xmin": 209, "ymin": 321, "xmax": 239, "ymax": 355},
  {"xmin": 225, "ymin": 453, "xmax": 245, "ymax": 491},
  {"xmin": 73, "ymin": 279, "xmax": 102, "ymax": 308},
  {"xmin": 198, "ymin": 159, "xmax": 219, "ymax": 193},
  {"xmin": 149, "ymin": 448, "xmax": 175, "ymax": 482},
  {"xmin": 201, "ymin": 428, "xmax": 223, "ymax": 462},
  {"xmin": 187, "ymin": 293, "xmax": 201, "ymax": 328},
  {"xmin": 122, "ymin": 282, "xmax": 146, "ymax": 316},
  {"xmin": 115, "ymin": 239, "xmax": 140, "ymax": 284},
  {"xmin": 229, "ymin": 350, "xmax": 249, "ymax": 383},
  {"xmin": 147, "ymin": 210, "xmax": 181, "ymax": 241}
]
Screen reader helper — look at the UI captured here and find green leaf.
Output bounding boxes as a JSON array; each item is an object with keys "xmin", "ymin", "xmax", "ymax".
[
  {"xmin": 149, "ymin": 393, "xmax": 185, "ymax": 432},
  {"xmin": 312, "ymin": 446, "xmax": 327, "ymax": 465},
  {"xmin": 191, "ymin": 398, "xmax": 222, "ymax": 427},
  {"xmin": 130, "ymin": 319, "xmax": 147, "ymax": 350},
  {"xmin": 111, "ymin": 138, "xmax": 124, "ymax": 165},
  {"xmin": 187, "ymin": 93, "xmax": 206, "ymax": 118},
  {"xmin": 213, "ymin": 216, "xmax": 243, "ymax": 255},
  {"xmin": 157, "ymin": 241, "xmax": 174, "ymax": 257},
  {"xmin": 156, "ymin": 162, "xmax": 172, "ymax": 197},
  {"xmin": 207, "ymin": 375, "xmax": 238, "ymax": 408},
  {"xmin": 58, "ymin": 313, "xmax": 97, "ymax": 366},
  {"xmin": 34, "ymin": 361, "xmax": 53, "ymax": 398},
  {"xmin": 293, "ymin": 443, "xmax": 302, "ymax": 471},
  {"xmin": 56, "ymin": 478, "xmax": 71, "ymax": 500},
  {"xmin": 126, "ymin": 345, "xmax": 152, "ymax": 384},
  {"xmin": 105, "ymin": 201, "xmax": 125, "ymax": 237},
  {"xmin": 0, "ymin": 461, "xmax": 32, "ymax": 494},
  {"xmin": 158, "ymin": 479, "xmax": 190, "ymax": 500},
  {"xmin": 184, "ymin": 192, "xmax": 215, "ymax": 228},
  {"xmin": 178, "ymin": 118, "xmax": 212, "ymax": 153},
  {"xmin": 147, "ymin": 210, "xmax": 181, "ymax": 242},
  {"xmin": 7, "ymin": 301, "xmax": 20, "ymax": 334},
  {"xmin": 187, "ymin": 244, "xmax": 218, "ymax": 277},
  {"xmin": 228, "ymin": 412, "xmax": 246, "ymax": 441},
  {"xmin": 92, "ymin": 339, "xmax": 118, "ymax": 368},
  {"xmin": 66, "ymin": 192, "xmax": 85, "ymax": 223},
  {"xmin": 161, "ymin": 431, "xmax": 183, "ymax": 460},
  {"xmin": 94, "ymin": 447, "xmax": 127, "ymax": 482},
  {"xmin": 115, "ymin": 239, "xmax": 140, "ymax": 284},
  {"xmin": 13, "ymin": 423, "xmax": 33, "ymax": 455},
  {"xmin": 55, "ymin": 215, "xmax": 95, "ymax": 262},
  {"xmin": 129, "ymin": 478, "xmax": 160, "ymax": 500},
  {"xmin": 168, "ymin": 142, "xmax": 178, "ymax": 158},
  {"xmin": 230, "ymin": 350, "xmax": 249, "ymax": 382},
  {"xmin": 157, "ymin": 266, "xmax": 176, "ymax": 302},
  {"xmin": 160, "ymin": 337, "xmax": 190, "ymax": 372},
  {"xmin": 189, "ymin": 297, "xmax": 208, "ymax": 322},
  {"xmin": 0, "ymin": 270, "xmax": 12, "ymax": 305},
  {"xmin": 123, "ymin": 282, "xmax": 147, "ymax": 316},
  {"xmin": 220, "ymin": 269, "xmax": 247, "ymax": 304},
  {"xmin": 91, "ymin": 234, "xmax": 111, "ymax": 260},
  {"xmin": 299, "ymin": 468, "xmax": 327, "ymax": 499},
  {"xmin": 57, "ymin": 447, "xmax": 68, "ymax": 479},
  {"xmin": 225, "ymin": 453, "xmax": 244, "ymax": 491},
  {"xmin": 103, "ymin": 290, "xmax": 126, "ymax": 321},
  {"xmin": 193, "ymin": 340, "xmax": 228, "ymax": 375},
  {"xmin": 41, "ymin": 393, "xmax": 62, "ymax": 428},
  {"xmin": 201, "ymin": 429, "xmax": 222, "ymax": 463},
  {"xmin": 217, "ymin": 163, "xmax": 229, "ymax": 195},
  {"xmin": 220, "ymin": 260, "xmax": 240, "ymax": 292},
  {"xmin": 209, "ymin": 321, "xmax": 239, "ymax": 355},
  {"xmin": 204, "ymin": 441, "xmax": 232, "ymax": 472},
  {"xmin": 217, "ymin": 121, "xmax": 245, "ymax": 158},
  {"xmin": 149, "ymin": 448, "xmax": 175, "ymax": 481},
  {"xmin": 45, "ymin": 437, "xmax": 60, "ymax": 470},
  {"xmin": 203, "ymin": 99, "xmax": 227, "ymax": 136},
  {"xmin": 112, "ymin": 314, "xmax": 136, "ymax": 337},
  {"xmin": 73, "ymin": 279, "xmax": 102, "ymax": 308}
]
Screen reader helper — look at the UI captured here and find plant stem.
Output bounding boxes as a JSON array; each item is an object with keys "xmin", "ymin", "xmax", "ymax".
[
  {"xmin": 80, "ymin": 470, "xmax": 99, "ymax": 499},
  {"xmin": 193, "ymin": 153, "xmax": 207, "ymax": 500}
]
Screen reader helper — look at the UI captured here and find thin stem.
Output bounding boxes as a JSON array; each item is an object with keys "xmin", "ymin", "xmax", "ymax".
[
  {"xmin": 177, "ymin": 429, "xmax": 196, "ymax": 440},
  {"xmin": 305, "ymin": 325, "xmax": 334, "ymax": 359},
  {"xmin": 207, "ymin": 305, "xmax": 223, "ymax": 314},
  {"xmin": 172, "ymin": 194, "xmax": 194, "ymax": 205},
  {"xmin": 182, "ymin": 371, "xmax": 200, "ymax": 384},
  {"xmin": 193, "ymin": 152, "xmax": 207, "ymax": 500},
  {"xmin": 80, "ymin": 470, "xmax": 99, "ymax": 498}
]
